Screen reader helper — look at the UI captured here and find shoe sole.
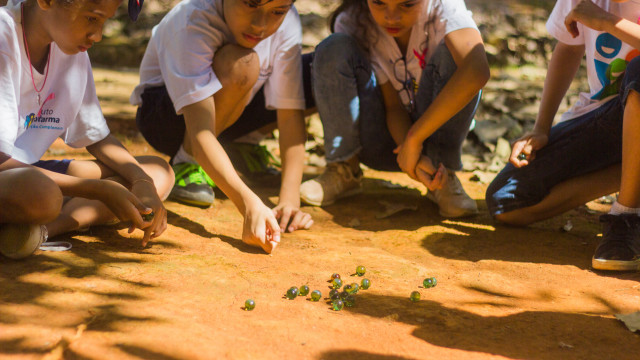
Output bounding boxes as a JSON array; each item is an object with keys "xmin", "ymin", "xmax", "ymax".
[
  {"xmin": 301, "ymin": 186, "xmax": 363, "ymax": 207},
  {"xmin": 425, "ymin": 193, "xmax": 479, "ymax": 218},
  {"xmin": 169, "ymin": 188, "xmax": 214, "ymax": 208},
  {"xmin": 592, "ymin": 257, "xmax": 640, "ymax": 271}
]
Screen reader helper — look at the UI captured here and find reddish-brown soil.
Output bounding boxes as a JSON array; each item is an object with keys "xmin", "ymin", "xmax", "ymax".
[
  {"xmin": 2, "ymin": 67, "xmax": 640, "ymax": 359},
  {"xmin": 2, "ymin": 136, "xmax": 640, "ymax": 360}
]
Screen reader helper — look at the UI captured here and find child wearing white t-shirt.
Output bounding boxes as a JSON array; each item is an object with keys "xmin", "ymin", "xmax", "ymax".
[
  {"xmin": 0, "ymin": 0, "xmax": 173, "ymax": 259},
  {"xmin": 486, "ymin": 0, "xmax": 640, "ymax": 271},
  {"xmin": 131, "ymin": 0, "xmax": 313, "ymax": 254},
  {"xmin": 299, "ymin": 0, "xmax": 489, "ymax": 218}
]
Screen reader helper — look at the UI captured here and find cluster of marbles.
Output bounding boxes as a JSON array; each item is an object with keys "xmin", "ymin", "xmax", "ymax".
[
  {"xmin": 328, "ymin": 266, "xmax": 371, "ymax": 311},
  {"xmin": 246, "ymin": 266, "xmax": 374, "ymax": 312}
]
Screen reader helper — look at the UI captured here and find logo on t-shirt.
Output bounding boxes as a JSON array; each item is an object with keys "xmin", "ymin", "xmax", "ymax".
[
  {"xmin": 592, "ymin": 18, "xmax": 640, "ymax": 100},
  {"xmin": 24, "ymin": 113, "xmax": 36, "ymax": 129},
  {"xmin": 24, "ymin": 109, "xmax": 62, "ymax": 130}
]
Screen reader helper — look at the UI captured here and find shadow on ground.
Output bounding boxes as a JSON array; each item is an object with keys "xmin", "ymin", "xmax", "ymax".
[{"xmin": 342, "ymin": 293, "xmax": 640, "ymax": 360}]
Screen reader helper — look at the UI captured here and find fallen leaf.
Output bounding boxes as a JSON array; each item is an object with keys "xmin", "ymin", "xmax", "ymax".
[
  {"xmin": 376, "ymin": 201, "xmax": 418, "ymax": 219},
  {"xmin": 616, "ymin": 311, "xmax": 640, "ymax": 332}
]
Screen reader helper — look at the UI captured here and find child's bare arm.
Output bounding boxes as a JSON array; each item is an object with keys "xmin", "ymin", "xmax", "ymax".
[
  {"xmin": 182, "ymin": 98, "xmax": 281, "ymax": 251},
  {"xmin": 379, "ymin": 81, "xmax": 418, "ymax": 179},
  {"xmin": 86, "ymin": 135, "xmax": 167, "ymax": 245},
  {"xmin": 0, "ymin": 156, "xmax": 149, "ymax": 229},
  {"xmin": 274, "ymin": 108, "xmax": 313, "ymax": 232},
  {"xmin": 400, "ymin": 28, "xmax": 490, "ymax": 178},
  {"xmin": 564, "ymin": 0, "xmax": 640, "ymax": 49},
  {"xmin": 510, "ymin": 42, "xmax": 585, "ymax": 167}
]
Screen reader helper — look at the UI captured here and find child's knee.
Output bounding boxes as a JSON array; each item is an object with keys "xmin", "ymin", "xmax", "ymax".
[
  {"xmin": 6, "ymin": 168, "xmax": 62, "ymax": 223},
  {"xmin": 136, "ymin": 156, "xmax": 175, "ymax": 200},
  {"xmin": 213, "ymin": 44, "xmax": 260, "ymax": 91},
  {"xmin": 314, "ymin": 33, "xmax": 359, "ymax": 74}
]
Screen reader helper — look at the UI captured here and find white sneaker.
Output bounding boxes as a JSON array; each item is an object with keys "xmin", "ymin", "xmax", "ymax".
[
  {"xmin": 300, "ymin": 162, "xmax": 363, "ymax": 206},
  {"xmin": 426, "ymin": 170, "xmax": 478, "ymax": 218},
  {"xmin": 0, "ymin": 224, "xmax": 47, "ymax": 260}
]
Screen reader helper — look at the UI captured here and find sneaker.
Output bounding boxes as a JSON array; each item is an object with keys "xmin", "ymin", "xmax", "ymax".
[
  {"xmin": 592, "ymin": 214, "xmax": 640, "ymax": 271},
  {"xmin": 426, "ymin": 170, "xmax": 478, "ymax": 218},
  {"xmin": 0, "ymin": 224, "xmax": 47, "ymax": 260},
  {"xmin": 300, "ymin": 162, "xmax": 363, "ymax": 206},
  {"xmin": 169, "ymin": 162, "xmax": 215, "ymax": 208},
  {"xmin": 223, "ymin": 142, "xmax": 281, "ymax": 186}
]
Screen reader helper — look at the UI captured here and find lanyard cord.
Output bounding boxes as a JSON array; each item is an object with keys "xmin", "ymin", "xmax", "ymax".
[{"xmin": 21, "ymin": 3, "xmax": 51, "ymax": 105}]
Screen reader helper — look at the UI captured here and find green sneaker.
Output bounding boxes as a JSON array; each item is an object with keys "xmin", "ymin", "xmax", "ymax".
[
  {"xmin": 169, "ymin": 163, "xmax": 215, "ymax": 208},
  {"xmin": 223, "ymin": 142, "xmax": 281, "ymax": 186}
]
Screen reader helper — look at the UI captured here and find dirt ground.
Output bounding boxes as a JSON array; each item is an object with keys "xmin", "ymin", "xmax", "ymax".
[{"xmin": 2, "ymin": 67, "xmax": 640, "ymax": 360}]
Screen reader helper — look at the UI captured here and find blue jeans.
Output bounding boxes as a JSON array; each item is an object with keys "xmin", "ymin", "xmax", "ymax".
[
  {"xmin": 486, "ymin": 56, "xmax": 640, "ymax": 216},
  {"xmin": 312, "ymin": 33, "xmax": 480, "ymax": 171}
]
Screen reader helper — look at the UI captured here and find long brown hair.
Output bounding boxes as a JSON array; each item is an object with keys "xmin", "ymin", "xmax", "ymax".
[
  {"xmin": 329, "ymin": 0, "xmax": 378, "ymax": 52},
  {"xmin": 328, "ymin": 0, "xmax": 438, "ymax": 56}
]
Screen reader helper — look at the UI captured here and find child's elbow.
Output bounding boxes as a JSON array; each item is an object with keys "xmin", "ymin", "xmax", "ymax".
[{"xmin": 474, "ymin": 58, "xmax": 491, "ymax": 89}]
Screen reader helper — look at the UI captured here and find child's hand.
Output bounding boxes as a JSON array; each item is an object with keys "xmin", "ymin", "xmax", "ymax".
[
  {"xmin": 509, "ymin": 131, "xmax": 549, "ymax": 168},
  {"xmin": 98, "ymin": 180, "xmax": 150, "ymax": 231},
  {"xmin": 272, "ymin": 203, "xmax": 314, "ymax": 233},
  {"xmin": 130, "ymin": 179, "xmax": 168, "ymax": 247},
  {"xmin": 242, "ymin": 202, "xmax": 281, "ymax": 254},
  {"xmin": 394, "ymin": 140, "xmax": 423, "ymax": 181},
  {"xmin": 416, "ymin": 156, "xmax": 445, "ymax": 191},
  {"xmin": 564, "ymin": 0, "xmax": 617, "ymax": 38}
]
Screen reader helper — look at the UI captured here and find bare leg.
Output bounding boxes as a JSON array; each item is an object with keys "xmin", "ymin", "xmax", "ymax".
[
  {"xmin": 0, "ymin": 168, "xmax": 62, "ymax": 224},
  {"xmin": 496, "ymin": 164, "xmax": 621, "ymax": 226},
  {"xmin": 46, "ymin": 156, "xmax": 173, "ymax": 237},
  {"xmin": 617, "ymin": 90, "xmax": 640, "ymax": 208},
  {"xmin": 183, "ymin": 44, "xmax": 260, "ymax": 155}
]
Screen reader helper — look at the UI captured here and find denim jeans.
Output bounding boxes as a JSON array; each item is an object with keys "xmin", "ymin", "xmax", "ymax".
[
  {"xmin": 312, "ymin": 33, "xmax": 480, "ymax": 171},
  {"xmin": 486, "ymin": 56, "xmax": 640, "ymax": 216}
]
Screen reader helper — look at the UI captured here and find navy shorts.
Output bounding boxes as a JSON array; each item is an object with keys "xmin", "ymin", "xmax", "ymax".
[
  {"xmin": 486, "ymin": 56, "xmax": 640, "ymax": 216},
  {"xmin": 32, "ymin": 159, "xmax": 72, "ymax": 174},
  {"xmin": 136, "ymin": 53, "xmax": 314, "ymax": 159}
]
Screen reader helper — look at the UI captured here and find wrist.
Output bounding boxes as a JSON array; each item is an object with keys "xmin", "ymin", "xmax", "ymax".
[
  {"xmin": 604, "ymin": 13, "xmax": 622, "ymax": 33},
  {"xmin": 277, "ymin": 195, "xmax": 300, "ymax": 209},
  {"xmin": 404, "ymin": 128, "xmax": 424, "ymax": 147},
  {"xmin": 240, "ymin": 192, "xmax": 264, "ymax": 215}
]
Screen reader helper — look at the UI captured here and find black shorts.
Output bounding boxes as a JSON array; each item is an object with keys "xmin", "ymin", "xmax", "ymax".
[{"xmin": 136, "ymin": 53, "xmax": 314, "ymax": 158}]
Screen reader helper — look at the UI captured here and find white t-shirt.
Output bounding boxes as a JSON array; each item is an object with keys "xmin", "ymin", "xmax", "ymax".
[
  {"xmin": 130, "ymin": 0, "xmax": 305, "ymax": 114},
  {"xmin": 0, "ymin": 0, "xmax": 109, "ymax": 165},
  {"xmin": 547, "ymin": 0, "xmax": 640, "ymax": 121},
  {"xmin": 335, "ymin": 0, "xmax": 478, "ymax": 107}
]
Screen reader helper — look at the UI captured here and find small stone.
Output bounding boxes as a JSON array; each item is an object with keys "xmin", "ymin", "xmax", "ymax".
[
  {"xmin": 410, "ymin": 291, "xmax": 421, "ymax": 302},
  {"xmin": 286, "ymin": 287, "xmax": 299, "ymax": 300},
  {"xmin": 244, "ymin": 299, "xmax": 255, "ymax": 311},
  {"xmin": 344, "ymin": 294, "xmax": 355, "ymax": 307},
  {"xmin": 361, "ymin": 278, "xmax": 371, "ymax": 290},
  {"xmin": 310, "ymin": 290, "xmax": 322, "ymax": 302},
  {"xmin": 331, "ymin": 278, "xmax": 343, "ymax": 290},
  {"xmin": 356, "ymin": 265, "xmax": 366, "ymax": 276},
  {"xmin": 332, "ymin": 299, "xmax": 344, "ymax": 311},
  {"xmin": 329, "ymin": 289, "xmax": 340, "ymax": 300},
  {"xmin": 299, "ymin": 285, "xmax": 310, "ymax": 296},
  {"xmin": 423, "ymin": 277, "xmax": 437, "ymax": 288}
]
